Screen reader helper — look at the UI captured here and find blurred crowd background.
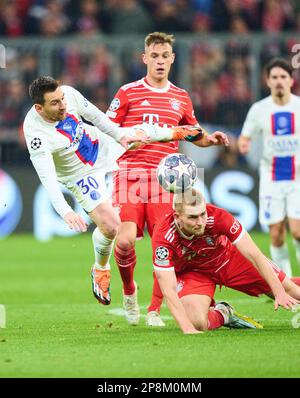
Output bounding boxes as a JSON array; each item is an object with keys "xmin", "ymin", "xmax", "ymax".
[{"xmin": 1, "ymin": 0, "xmax": 300, "ymax": 168}]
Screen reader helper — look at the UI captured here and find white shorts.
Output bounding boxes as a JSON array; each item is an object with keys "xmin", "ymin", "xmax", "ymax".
[
  {"xmin": 259, "ymin": 178, "xmax": 300, "ymax": 225},
  {"xmin": 65, "ymin": 170, "xmax": 114, "ymax": 213}
]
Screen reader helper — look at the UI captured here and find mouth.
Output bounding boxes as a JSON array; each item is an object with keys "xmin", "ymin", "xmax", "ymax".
[{"xmin": 156, "ymin": 68, "xmax": 165, "ymax": 73}]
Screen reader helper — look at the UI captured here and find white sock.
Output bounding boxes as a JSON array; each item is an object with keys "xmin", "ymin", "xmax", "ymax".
[
  {"xmin": 270, "ymin": 244, "xmax": 292, "ymax": 278},
  {"xmin": 92, "ymin": 228, "xmax": 114, "ymax": 271},
  {"xmin": 293, "ymin": 239, "xmax": 300, "ymax": 267}
]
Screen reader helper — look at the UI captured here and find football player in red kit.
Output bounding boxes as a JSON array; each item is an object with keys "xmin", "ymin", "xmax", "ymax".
[
  {"xmin": 152, "ymin": 189, "xmax": 300, "ymax": 334},
  {"xmin": 106, "ymin": 32, "xmax": 228, "ymax": 326}
]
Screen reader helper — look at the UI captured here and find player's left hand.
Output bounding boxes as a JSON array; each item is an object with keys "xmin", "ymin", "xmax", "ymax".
[
  {"xmin": 207, "ymin": 131, "xmax": 230, "ymax": 146},
  {"xmin": 119, "ymin": 129, "xmax": 150, "ymax": 150},
  {"xmin": 274, "ymin": 291, "xmax": 300, "ymax": 310}
]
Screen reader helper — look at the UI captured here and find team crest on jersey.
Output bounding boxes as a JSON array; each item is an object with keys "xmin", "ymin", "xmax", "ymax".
[
  {"xmin": 156, "ymin": 246, "xmax": 169, "ymax": 261},
  {"xmin": 109, "ymin": 98, "xmax": 120, "ymax": 112},
  {"xmin": 205, "ymin": 237, "xmax": 214, "ymax": 246},
  {"xmin": 30, "ymin": 137, "xmax": 42, "ymax": 150},
  {"xmin": 169, "ymin": 99, "xmax": 180, "ymax": 111},
  {"xmin": 62, "ymin": 121, "xmax": 72, "ymax": 133}
]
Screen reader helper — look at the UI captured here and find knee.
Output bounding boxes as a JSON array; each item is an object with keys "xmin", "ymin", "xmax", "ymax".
[
  {"xmin": 193, "ymin": 316, "xmax": 208, "ymax": 331},
  {"xmin": 116, "ymin": 236, "xmax": 135, "ymax": 252}
]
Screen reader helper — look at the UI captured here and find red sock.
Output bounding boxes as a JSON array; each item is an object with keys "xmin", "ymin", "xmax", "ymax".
[
  {"xmin": 147, "ymin": 272, "xmax": 164, "ymax": 313},
  {"xmin": 114, "ymin": 244, "xmax": 136, "ymax": 295},
  {"xmin": 207, "ymin": 309, "xmax": 225, "ymax": 330},
  {"xmin": 291, "ymin": 277, "xmax": 300, "ymax": 287}
]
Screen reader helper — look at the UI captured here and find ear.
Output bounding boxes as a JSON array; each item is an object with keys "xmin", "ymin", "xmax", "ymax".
[
  {"xmin": 171, "ymin": 52, "xmax": 175, "ymax": 64},
  {"xmin": 34, "ymin": 104, "xmax": 43, "ymax": 114},
  {"xmin": 142, "ymin": 52, "xmax": 147, "ymax": 65}
]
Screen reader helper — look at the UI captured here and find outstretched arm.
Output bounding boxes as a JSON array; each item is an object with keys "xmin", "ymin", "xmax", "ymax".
[
  {"xmin": 126, "ymin": 124, "xmax": 229, "ymax": 150},
  {"xmin": 30, "ymin": 151, "xmax": 87, "ymax": 232},
  {"xmin": 155, "ymin": 269, "xmax": 202, "ymax": 334},
  {"xmin": 235, "ymin": 232, "xmax": 299, "ymax": 310}
]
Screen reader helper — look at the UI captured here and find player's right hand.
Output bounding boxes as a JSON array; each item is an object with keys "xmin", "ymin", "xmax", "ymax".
[{"xmin": 64, "ymin": 211, "xmax": 88, "ymax": 232}]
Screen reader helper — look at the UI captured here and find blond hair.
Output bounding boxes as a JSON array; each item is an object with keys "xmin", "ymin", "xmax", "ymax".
[
  {"xmin": 173, "ymin": 189, "xmax": 205, "ymax": 214},
  {"xmin": 144, "ymin": 32, "xmax": 175, "ymax": 49}
]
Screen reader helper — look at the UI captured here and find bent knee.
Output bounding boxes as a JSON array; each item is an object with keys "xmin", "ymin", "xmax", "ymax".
[
  {"xmin": 116, "ymin": 237, "xmax": 135, "ymax": 251},
  {"xmin": 194, "ymin": 317, "xmax": 208, "ymax": 331}
]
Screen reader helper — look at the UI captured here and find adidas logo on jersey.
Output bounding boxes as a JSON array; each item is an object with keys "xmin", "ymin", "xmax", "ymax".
[{"xmin": 140, "ymin": 100, "xmax": 151, "ymax": 106}]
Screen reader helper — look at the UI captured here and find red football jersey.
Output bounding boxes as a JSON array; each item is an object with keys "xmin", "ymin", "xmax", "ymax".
[
  {"xmin": 106, "ymin": 77, "xmax": 198, "ymax": 172},
  {"xmin": 152, "ymin": 204, "xmax": 245, "ymax": 274}
]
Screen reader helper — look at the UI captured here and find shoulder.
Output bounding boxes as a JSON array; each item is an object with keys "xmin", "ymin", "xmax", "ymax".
[
  {"xmin": 291, "ymin": 94, "xmax": 300, "ymax": 104},
  {"xmin": 152, "ymin": 212, "xmax": 176, "ymax": 243},
  {"xmin": 243, "ymin": 97, "xmax": 271, "ymax": 118},
  {"xmin": 120, "ymin": 79, "xmax": 144, "ymax": 93},
  {"xmin": 60, "ymin": 85, "xmax": 81, "ymax": 100},
  {"xmin": 169, "ymin": 82, "xmax": 189, "ymax": 96},
  {"xmin": 206, "ymin": 204, "xmax": 232, "ymax": 226},
  {"xmin": 23, "ymin": 106, "xmax": 42, "ymax": 134}
]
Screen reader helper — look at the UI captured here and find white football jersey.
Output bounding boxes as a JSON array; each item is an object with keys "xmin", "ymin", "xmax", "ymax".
[
  {"xmin": 241, "ymin": 94, "xmax": 300, "ymax": 182},
  {"xmin": 23, "ymin": 85, "xmax": 125, "ymax": 217}
]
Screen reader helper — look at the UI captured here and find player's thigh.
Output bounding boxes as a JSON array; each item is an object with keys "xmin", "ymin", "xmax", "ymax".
[
  {"xmin": 180, "ymin": 294, "xmax": 211, "ymax": 330},
  {"xmin": 224, "ymin": 248, "xmax": 286, "ymax": 296},
  {"xmin": 259, "ymin": 181, "xmax": 286, "ymax": 226},
  {"xmin": 89, "ymin": 199, "xmax": 120, "ymax": 236}
]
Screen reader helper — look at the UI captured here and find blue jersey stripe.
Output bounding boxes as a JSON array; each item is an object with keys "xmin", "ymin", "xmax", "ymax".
[
  {"xmin": 76, "ymin": 132, "xmax": 99, "ymax": 166},
  {"xmin": 272, "ymin": 156, "xmax": 295, "ymax": 181}
]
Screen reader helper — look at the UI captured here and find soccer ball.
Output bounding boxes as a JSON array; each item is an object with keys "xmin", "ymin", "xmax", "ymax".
[{"xmin": 156, "ymin": 153, "xmax": 197, "ymax": 193}]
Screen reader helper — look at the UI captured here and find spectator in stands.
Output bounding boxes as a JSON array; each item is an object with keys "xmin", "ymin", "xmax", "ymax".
[
  {"xmin": 0, "ymin": 1, "xmax": 24, "ymax": 37},
  {"xmin": 104, "ymin": 0, "xmax": 154, "ymax": 34}
]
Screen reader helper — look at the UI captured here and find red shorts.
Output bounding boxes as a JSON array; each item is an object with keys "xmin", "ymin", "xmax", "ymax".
[
  {"xmin": 176, "ymin": 247, "xmax": 286, "ymax": 299},
  {"xmin": 113, "ymin": 170, "xmax": 173, "ymax": 238}
]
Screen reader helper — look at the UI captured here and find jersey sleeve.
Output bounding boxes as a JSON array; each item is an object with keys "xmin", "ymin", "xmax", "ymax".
[
  {"xmin": 106, "ymin": 88, "xmax": 129, "ymax": 126},
  {"xmin": 240, "ymin": 103, "xmax": 260, "ymax": 138},
  {"xmin": 179, "ymin": 92, "xmax": 199, "ymax": 126},
  {"xmin": 152, "ymin": 236, "xmax": 176, "ymax": 272},
  {"xmin": 62, "ymin": 85, "xmax": 123, "ymax": 142},
  {"xmin": 23, "ymin": 123, "xmax": 73, "ymax": 218},
  {"xmin": 215, "ymin": 208, "xmax": 245, "ymax": 244}
]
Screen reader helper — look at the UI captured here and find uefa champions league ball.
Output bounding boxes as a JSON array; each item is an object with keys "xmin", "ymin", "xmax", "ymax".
[{"xmin": 156, "ymin": 153, "xmax": 197, "ymax": 193}]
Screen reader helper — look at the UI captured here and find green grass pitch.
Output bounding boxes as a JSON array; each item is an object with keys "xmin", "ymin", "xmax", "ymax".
[{"xmin": 0, "ymin": 232, "xmax": 300, "ymax": 378}]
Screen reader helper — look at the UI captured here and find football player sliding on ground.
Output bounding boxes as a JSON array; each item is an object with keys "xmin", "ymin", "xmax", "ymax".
[{"xmin": 152, "ymin": 188, "xmax": 300, "ymax": 334}]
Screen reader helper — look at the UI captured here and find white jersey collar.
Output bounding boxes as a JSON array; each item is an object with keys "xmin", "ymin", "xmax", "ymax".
[{"xmin": 142, "ymin": 77, "xmax": 171, "ymax": 93}]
